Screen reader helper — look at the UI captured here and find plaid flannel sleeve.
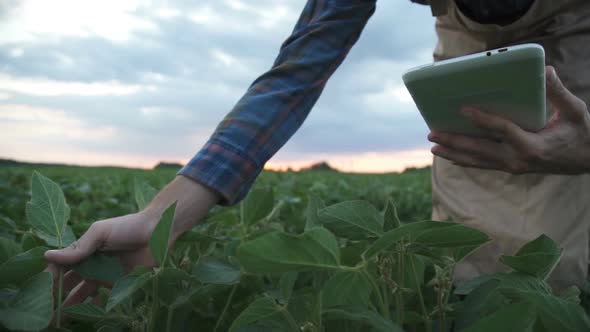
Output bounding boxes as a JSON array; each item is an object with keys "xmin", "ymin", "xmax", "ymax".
[{"xmin": 178, "ymin": 0, "xmax": 377, "ymax": 205}]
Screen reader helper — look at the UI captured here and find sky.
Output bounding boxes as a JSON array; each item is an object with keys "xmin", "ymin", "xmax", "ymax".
[{"xmin": 0, "ymin": 0, "xmax": 438, "ymax": 172}]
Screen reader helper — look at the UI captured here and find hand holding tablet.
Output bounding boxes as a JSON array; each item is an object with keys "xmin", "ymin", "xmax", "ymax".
[
  {"xmin": 403, "ymin": 43, "xmax": 546, "ymax": 138},
  {"xmin": 426, "ymin": 66, "xmax": 590, "ymax": 174}
]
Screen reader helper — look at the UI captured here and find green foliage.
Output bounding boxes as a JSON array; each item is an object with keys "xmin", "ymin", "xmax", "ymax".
[
  {"xmin": 192, "ymin": 257, "xmax": 241, "ymax": 285},
  {"xmin": 237, "ymin": 227, "xmax": 341, "ymax": 273},
  {"xmin": 0, "ymin": 167, "xmax": 588, "ymax": 332},
  {"xmin": 242, "ymin": 187, "xmax": 274, "ymax": 225},
  {"xmin": 500, "ymin": 234, "xmax": 562, "ymax": 279},
  {"xmin": 228, "ymin": 296, "xmax": 285, "ymax": 332},
  {"xmin": 383, "ymin": 199, "xmax": 401, "ymax": 232},
  {"xmin": 0, "ymin": 246, "xmax": 48, "ymax": 287},
  {"xmin": 63, "ymin": 303, "xmax": 106, "ymax": 322},
  {"xmin": 26, "ymin": 171, "xmax": 71, "ymax": 248},
  {"xmin": 134, "ymin": 177, "xmax": 157, "ymax": 211},
  {"xmin": 323, "ymin": 306, "xmax": 404, "ymax": 332},
  {"xmin": 318, "ymin": 200, "xmax": 384, "ymax": 240},
  {"xmin": 150, "ymin": 202, "xmax": 176, "ymax": 266},
  {"xmin": 72, "ymin": 253, "xmax": 124, "ymax": 283},
  {"xmin": 460, "ymin": 302, "xmax": 536, "ymax": 332},
  {"xmin": 106, "ymin": 270, "xmax": 152, "ymax": 312},
  {"xmin": 0, "ymin": 272, "xmax": 53, "ymax": 331},
  {"xmin": 321, "ymin": 271, "xmax": 371, "ymax": 308}
]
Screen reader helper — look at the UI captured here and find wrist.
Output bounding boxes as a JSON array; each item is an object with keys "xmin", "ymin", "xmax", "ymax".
[{"xmin": 144, "ymin": 175, "xmax": 220, "ymax": 241}]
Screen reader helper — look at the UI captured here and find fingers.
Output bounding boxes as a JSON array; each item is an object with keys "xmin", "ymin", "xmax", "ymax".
[
  {"xmin": 428, "ymin": 128, "xmax": 535, "ymax": 173},
  {"xmin": 431, "ymin": 145, "xmax": 501, "ymax": 170},
  {"xmin": 63, "ymin": 280, "xmax": 99, "ymax": 308},
  {"xmin": 428, "ymin": 131, "xmax": 500, "ymax": 157},
  {"xmin": 545, "ymin": 66, "xmax": 588, "ymax": 120},
  {"xmin": 428, "ymin": 131, "xmax": 501, "ymax": 168},
  {"xmin": 62, "ymin": 270, "xmax": 84, "ymax": 294},
  {"xmin": 460, "ymin": 108, "xmax": 539, "ymax": 153},
  {"xmin": 45, "ymin": 222, "xmax": 107, "ymax": 266}
]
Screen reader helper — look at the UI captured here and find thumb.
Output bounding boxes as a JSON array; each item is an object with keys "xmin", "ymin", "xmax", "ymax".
[
  {"xmin": 45, "ymin": 222, "xmax": 106, "ymax": 265},
  {"xmin": 545, "ymin": 66, "xmax": 587, "ymax": 120}
]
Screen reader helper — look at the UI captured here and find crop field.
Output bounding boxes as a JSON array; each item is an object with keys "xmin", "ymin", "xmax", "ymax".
[{"xmin": 0, "ymin": 165, "xmax": 589, "ymax": 332}]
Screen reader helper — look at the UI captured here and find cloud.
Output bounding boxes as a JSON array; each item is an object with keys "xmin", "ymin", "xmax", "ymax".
[
  {"xmin": 0, "ymin": 73, "xmax": 148, "ymax": 96},
  {"xmin": 0, "ymin": 0, "xmax": 438, "ymax": 170},
  {"xmin": 0, "ymin": 0, "xmax": 158, "ymax": 44}
]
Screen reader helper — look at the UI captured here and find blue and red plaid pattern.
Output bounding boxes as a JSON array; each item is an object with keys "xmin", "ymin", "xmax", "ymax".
[{"xmin": 179, "ymin": 0, "xmax": 376, "ymax": 204}]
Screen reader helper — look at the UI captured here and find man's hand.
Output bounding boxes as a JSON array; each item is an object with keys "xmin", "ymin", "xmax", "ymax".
[
  {"xmin": 428, "ymin": 66, "xmax": 590, "ymax": 174},
  {"xmin": 44, "ymin": 175, "xmax": 219, "ymax": 309}
]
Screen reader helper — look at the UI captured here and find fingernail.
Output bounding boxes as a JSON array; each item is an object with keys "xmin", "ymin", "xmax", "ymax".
[
  {"xmin": 428, "ymin": 133, "xmax": 438, "ymax": 142},
  {"xmin": 44, "ymin": 250, "xmax": 57, "ymax": 258}
]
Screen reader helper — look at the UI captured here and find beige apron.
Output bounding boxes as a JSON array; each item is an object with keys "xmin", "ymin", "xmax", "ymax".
[{"xmin": 430, "ymin": 0, "xmax": 590, "ymax": 290}]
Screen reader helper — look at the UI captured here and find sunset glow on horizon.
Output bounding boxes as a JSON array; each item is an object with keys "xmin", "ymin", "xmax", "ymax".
[{"xmin": 1, "ymin": 148, "xmax": 433, "ymax": 174}]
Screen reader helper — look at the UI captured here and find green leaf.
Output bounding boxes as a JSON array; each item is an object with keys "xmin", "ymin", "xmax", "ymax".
[
  {"xmin": 559, "ymin": 286, "xmax": 581, "ymax": 304},
  {"xmin": 323, "ymin": 306, "xmax": 404, "ymax": 332},
  {"xmin": 414, "ymin": 223, "xmax": 490, "ymax": 248},
  {"xmin": 493, "ymin": 273, "xmax": 552, "ymax": 294},
  {"xmin": 383, "ymin": 199, "xmax": 401, "ymax": 232},
  {"xmin": 192, "ymin": 257, "xmax": 241, "ymax": 285},
  {"xmin": 237, "ymin": 227, "xmax": 341, "ymax": 273},
  {"xmin": 106, "ymin": 272, "xmax": 151, "ymax": 312},
  {"xmin": 0, "ymin": 272, "xmax": 53, "ymax": 332},
  {"xmin": 500, "ymin": 289, "xmax": 590, "ymax": 332},
  {"xmin": 454, "ymin": 275, "xmax": 494, "ymax": 296},
  {"xmin": 461, "ymin": 302, "xmax": 536, "ymax": 332},
  {"xmin": 500, "ymin": 234, "xmax": 562, "ymax": 279},
  {"xmin": 21, "ymin": 232, "xmax": 44, "ymax": 251},
  {"xmin": 242, "ymin": 187, "xmax": 274, "ymax": 225},
  {"xmin": 150, "ymin": 202, "xmax": 176, "ymax": 266},
  {"xmin": 304, "ymin": 195, "xmax": 325, "ymax": 230},
  {"xmin": 0, "ymin": 237, "xmax": 21, "ymax": 264},
  {"xmin": 318, "ymin": 201, "xmax": 384, "ymax": 240},
  {"xmin": 134, "ymin": 177, "xmax": 157, "ymax": 211},
  {"xmin": 321, "ymin": 271, "xmax": 371, "ymax": 308},
  {"xmin": 26, "ymin": 171, "xmax": 71, "ymax": 248},
  {"xmin": 455, "ymin": 273, "xmax": 551, "ymax": 330},
  {"xmin": 157, "ymin": 268, "xmax": 193, "ymax": 305},
  {"xmin": 279, "ymin": 272, "xmax": 298, "ymax": 302},
  {"xmin": 228, "ymin": 296, "xmax": 282, "ymax": 332},
  {"xmin": 404, "ymin": 253, "xmax": 426, "ymax": 291},
  {"xmin": 0, "ymin": 246, "xmax": 48, "ymax": 287},
  {"xmin": 35, "ymin": 225, "xmax": 76, "ymax": 248},
  {"xmin": 72, "ymin": 253, "xmax": 124, "ymax": 283},
  {"xmin": 364, "ymin": 221, "xmax": 453, "ymax": 259},
  {"xmin": 63, "ymin": 303, "xmax": 105, "ymax": 322}
]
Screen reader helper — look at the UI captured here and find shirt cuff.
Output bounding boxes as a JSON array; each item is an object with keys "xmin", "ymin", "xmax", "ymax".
[{"xmin": 177, "ymin": 139, "xmax": 261, "ymax": 206}]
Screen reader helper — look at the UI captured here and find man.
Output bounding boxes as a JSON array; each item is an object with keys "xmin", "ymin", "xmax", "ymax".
[
  {"xmin": 45, "ymin": 0, "xmax": 590, "ymax": 305},
  {"xmin": 422, "ymin": 0, "xmax": 590, "ymax": 290}
]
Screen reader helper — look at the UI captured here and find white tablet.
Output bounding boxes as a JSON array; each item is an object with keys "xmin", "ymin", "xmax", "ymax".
[{"xmin": 402, "ymin": 43, "xmax": 546, "ymax": 136}]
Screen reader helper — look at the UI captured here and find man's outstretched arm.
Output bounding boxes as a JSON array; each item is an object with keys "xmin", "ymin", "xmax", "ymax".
[
  {"xmin": 179, "ymin": 0, "xmax": 377, "ymax": 205},
  {"xmin": 44, "ymin": 0, "xmax": 377, "ymax": 308}
]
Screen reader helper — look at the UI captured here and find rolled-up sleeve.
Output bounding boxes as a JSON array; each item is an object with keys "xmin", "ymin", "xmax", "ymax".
[{"xmin": 179, "ymin": 0, "xmax": 377, "ymax": 205}]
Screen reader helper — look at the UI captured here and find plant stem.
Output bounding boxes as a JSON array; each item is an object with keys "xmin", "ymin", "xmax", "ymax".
[
  {"xmin": 281, "ymin": 307, "xmax": 300, "ymax": 332},
  {"xmin": 438, "ymin": 288, "xmax": 445, "ymax": 332},
  {"xmin": 149, "ymin": 274, "xmax": 159, "ymax": 332},
  {"xmin": 166, "ymin": 304, "xmax": 176, "ymax": 332},
  {"xmin": 213, "ymin": 284, "xmax": 238, "ymax": 332},
  {"xmin": 410, "ymin": 255, "xmax": 431, "ymax": 332},
  {"xmin": 395, "ymin": 245, "xmax": 406, "ymax": 325},
  {"xmin": 56, "ymin": 235, "xmax": 64, "ymax": 329},
  {"xmin": 316, "ymin": 291, "xmax": 322, "ymax": 332},
  {"xmin": 56, "ymin": 269, "xmax": 64, "ymax": 328},
  {"xmin": 381, "ymin": 284, "xmax": 390, "ymax": 318},
  {"xmin": 363, "ymin": 270, "xmax": 389, "ymax": 320}
]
